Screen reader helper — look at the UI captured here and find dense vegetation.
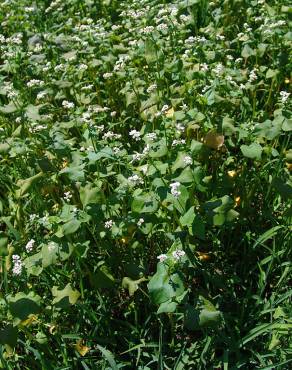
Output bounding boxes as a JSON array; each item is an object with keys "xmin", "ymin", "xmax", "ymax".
[{"xmin": 0, "ymin": 0, "xmax": 291, "ymax": 368}]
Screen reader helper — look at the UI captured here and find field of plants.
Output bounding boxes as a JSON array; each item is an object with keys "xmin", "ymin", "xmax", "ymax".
[{"xmin": 0, "ymin": 0, "xmax": 291, "ymax": 368}]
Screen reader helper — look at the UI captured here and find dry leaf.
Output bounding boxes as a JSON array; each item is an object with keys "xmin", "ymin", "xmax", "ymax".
[
  {"xmin": 204, "ymin": 131, "xmax": 224, "ymax": 149},
  {"xmin": 20, "ymin": 314, "xmax": 38, "ymax": 327},
  {"xmin": 75, "ymin": 339, "xmax": 90, "ymax": 356},
  {"xmin": 165, "ymin": 107, "xmax": 174, "ymax": 118},
  {"xmin": 197, "ymin": 252, "xmax": 211, "ymax": 261}
]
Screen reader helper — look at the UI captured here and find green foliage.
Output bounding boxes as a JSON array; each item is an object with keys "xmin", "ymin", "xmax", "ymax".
[{"xmin": 0, "ymin": 0, "xmax": 291, "ymax": 368}]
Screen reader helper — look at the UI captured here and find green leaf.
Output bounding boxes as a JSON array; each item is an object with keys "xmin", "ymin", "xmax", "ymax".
[
  {"xmin": 0, "ymin": 102, "xmax": 18, "ymax": 114},
  {"xmin": 282, "ymin": 118, "xmax": 292, "ymax": 132},
  {"xmin": 204, "ymin": 196, "xmax": 238, "ymax": 226},
  {"xmin": 131, "ymin": 192, "xmax": 158, "ymax": 213},
  {"xmin": 266, "ymin": 69, "xmax": 278, "ymax": 79},
  {"xmin": 25, "ymin": 104, "xmax": 43, "ymax": 121},
  {"xmin": 148, "ymin": 263, "xmax": 185, "ymax": 305},
  {"xmin": 173, "ymin": 167, "xmax": 194, "ymax": 183},
  {"xmin": 180, "ymin": 206, "xmax": 195, "ymax": 227},
  {"xmin": 122, "ymin": 277, "xmax": 146, "ymax": 296},
  {"xmin": 23, "ymin": 252, "xmax": 43, "ymax": 276},
  {"xmin": 80, "ymin": 183, "xmax": 102, "ymax": 207},
  {"xmin": 272, "ymin": 178, "xmax": 292, "ymax": 200},
  {"xmin": 168, "ymin": 184, "xmax": 189, "ymax": 214},
  {"xmin": 241, "ymin": 44, "xmax": 255, "ymax": 58},
  {"xmin": 157, "ymin": 300, "xmax": 177, "ymax": 314},
  {"xmin": 89, "ymin": 266, "xmax": 115, "ymax": 289},
  {"xmin": 172, "ymin": 152, "xmax": 189, "ymax": 172},
  {"xmin": 191, "ymin": 215, "xmax": 205, "ymax": 239},
  {"xmin": 184, "ymin": 296, "xmax": 221, "ymax": 330},
  {"xmin": 60, "ymin": 165, "xmax": 85, "ymax": 182},
  {"xmin": 0, "ymin": 142, "xmax": 10, "ymax": 153},
  {"xmin": 15, "ymin": 172, "xmax": 44, "ymax": 198},
  {"xmin": 41, "ymin": 243, "xmax": 58, "ymax": 267},
  {"xmin": 52, "ymin": 284, "xmax": 80, "ymax": 307},
  {"xmin": 8, "ymin": 292, "xmax": 41, "ymax": 321},
  {"xmin": 199, "ymin": 307, "xmax": 221, "ymax": 327},
  {"xmin": 149, "ymin": 139, "xmax": 168, "ymax": 158},
  {"xmin": 0, "ymin": 325, "xmax": 18, "ymax": 348},
  {"xmin": 0, "ymin": 232, "xmax": 8, "ymax": 256},
  {"xmin": 222, "ymin": 116, "xmax": 236, "ymax": 135},
  {"xmin": 62, "ymin": 219, "xmax": 81, "ymax": 236},
  {"xmin": 241, "ymin": 143, "xmax": 262, "ymax": 160},
  {"xmin": 95, "ymin": 344, "xmax": 118, "ymax": 370},
  {"xmin": 145, "ymin": 39, "xmax": 157, "ymax": 64}
]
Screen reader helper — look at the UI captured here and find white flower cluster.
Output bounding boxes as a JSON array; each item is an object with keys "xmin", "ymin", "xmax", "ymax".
[
  {"xmin": 170, "ymin": 181, "xmax": 181, "ymax": 198},
  {"xmin": 147, "ymin": 83, "xmax": 157, "ymax": 93},
  {"xmin": 145, "ymin": 132, "xmax": 157, "ymax": 141},
  {"xmin": 64, "ymin": 191, "xmax": 72, "ymax": 202},
  {"xmin": 213, "ymin": 63, "xmax": 224, "ymax": 76},
  {"xmin": 25, "ymin": 239, "xmax": 35, "ymax": 253},
  {"xmin": 129, "ymin": 130, "xmax": 141, "ymax": 141},
  {"xmin": 62, "ymin": 100, "xmax": 75, "ymax": 109},
  {"xmin": 131, "ymin": 144, "xmax": 150, "ymax": 163},
  {"xmin": 12, "ymin": 255, "xmax": 23, "ymax": 275},
  {"xmin": 172, "ymin": 139, "xmax": 186, "ymax": 146},
  {"xmin": 102, "ymin": 131, "xmax": 122, "ymax": 140},
  {"xmin": 157, "ymin": 249, "xmax": 186, "ymax": 262},
  {"xmin": 280, "ymin": 91, "xmax": 290, "ymax": 104},
  {"xmin": 155, "ymin": 104, "xmax": 169, "ymax": 117},
  {"xmin": 128, "ymin": 174, "xmax": 144, "ymax": 186},
  {"xmin": 248, "ymin": 69, "xmax": 258, "ymax": 83},
  {"xmin": 141, "ymin": 26, "xmax": 155, "ymax": 34},
  {"xmin": 183, "ymin": 155, "xmax": 192, "ymax": 165},
  {"xmin": 137, "ymin": 218, "xmax": 144, "ymax": 227},
  {"xmin": 104, "ymin": 220, "xmax": 114, "ymax": 229},
  {"xmin": 27, "ymin": 79, "xmax": 45, "ymax": 88}
]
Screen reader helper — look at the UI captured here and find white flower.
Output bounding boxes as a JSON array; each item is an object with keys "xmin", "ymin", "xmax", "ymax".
[
  {"xmin": 113, "ymin": 146, "xmax": 121, "ymax": 154},
  {"xmin": 172, "ymin": 139, "xmax": 186, "ymax": 146},
  {"xmin": 213, "ymin": 63, "xmax": 224, "ymax": 76},
  {"xmin": 143, "ymin": 144, "xmax": 150, "ymax": 155},
  {"xmin": 172, "ymin": 250, "xmax": 186, "ymax": 260},
  {"xmin": 280, "ymin": 91, "xmax": 290, "ymax": 104},
  {"xmin": 161, "ymin": 104, "xmax": 169, "ymax": 113},
  {"xmin": 131, "ymin": 152, "xmax": 144, "ymax": 163},
  {"xmin": 145, "ymin": 133, "xmax": 157, "ymax": 141},
  {"xmin": 141, "ymin": 26, "xmax": 154, "ymax": 34},
  {"xmin": 105, "ymin": 220, "xmax": 114, "ymax": 229},
  {"xmin": 176, "ymin": 123, "xmax": 185, "ymax": 132},
  {"xmin": 64, "ymin": 191, "xmax": 72, "ymax": 202},
  {"xmin": 37, "ymin": 91, "xmax": 47, "ymax": 100},
  {"xmin": 248, "ymin": 69, "xmax": 257, "ymax": 83},
  {"xmin": 128, "ymin": 174, "xmax": 144, "ymax": 186},
  {"xmin": 27, "ymin": 79, "xmax": 44, "ymax": 88},
  {"xmin": 170, "ymin": 182, "xmax": 181, "ymax": 198},
  {"xmin": 183, "ymin": 155, "xmax": 192, "ymax": 165},
  {"xmin": 216, "ymin": 34, "xmax": 225, "ymax": 41},
  {"xmin": 147, "ymin": 83, "xmax": 157, "ymax": 93},
  {"xmin": 137, "ymin": 218, "xmax": 144, "ymax": 227},
  {"xmin": 12, "ymin": 255, "xmax": 23, "ymax": 275},
  {"xmin": 157, "ymin": 23, "xmax": 168, "ymax": 31},
  {"xmin": 25, "ymin": 239, "xmax": 35, "ymax": 253},
  {"xmin": 129, "ymin": 130, "xmax": 141, "ymax": 141},
  {"xmin": 78, "ymin": 63, "xmax": 88, "ymax": 71},
  {"xmin": 29, "ymin": 214, "xmax": 37, "ymax": 222},
  {"xmin": 157, "ymin": 254, "xmax": 168, "ymax": 262},
  {"xmin": 62, "ymin": 100, "xmax": 75, "ymax": 109}
]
